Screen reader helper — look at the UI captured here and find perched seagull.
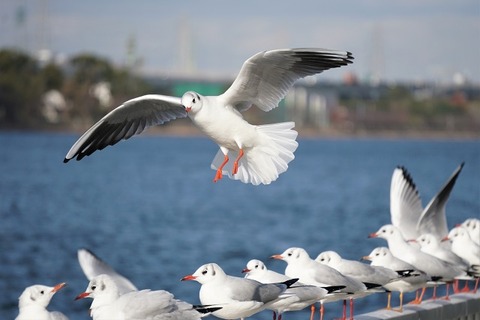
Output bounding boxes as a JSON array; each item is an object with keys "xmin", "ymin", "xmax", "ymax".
[
  {"xmin": 271, "ymin": 247, "xmax": 379, "ymax": 320},
  {"xmin": 362, "ymin": 247, "xmax": 431, "ymax": 311},
  {"xmin": 460, "ymin": 218, "xmax": 480, "ymax": 246},
  {"xmin": 181, "ymin": 262, "xmax": 298, "ymax": 319},
  {"xmin": 444, "ymin": 226, "xmax": 480, "ymax": 267},
  {"xmin": 315, "ymin": 250, "xmax": 406, "ymax": 288},
  {"xmin": 390, "ymin": 163, "xmax": 464, "ymax": 241},
  {"xmin": 414, "ymin": 234, "xmax": 469, "ymax": 269},
  {"xmin": 63, "ymin": 48, "xmax": 353, "ymax": 185},
  {"xmin": 77, "ymin": 248, "xmax": 137, "ymax": 295},
  {"xmin": 16, "ymin": 283, "xmax": 68, "ymax": 320},
  {"xmin": 442, "ymin": 227, "xmax": 480, "ymax": 292},
  {"xmin": 369, "ymin": 224, "xmax": 466, "ymax": 299},
  {"xmin": 76, "ymin": 274, "xmax": 218, "ymax": 320},
  {"xmin": 242, "ymin": 259, "xmax": 344, "ymax": 320}
]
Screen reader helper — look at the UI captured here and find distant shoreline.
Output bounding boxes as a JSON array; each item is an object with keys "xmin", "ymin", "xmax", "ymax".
[{"xmin": 1, "ymin": 124, "xmax": 479, "ymax": 141}]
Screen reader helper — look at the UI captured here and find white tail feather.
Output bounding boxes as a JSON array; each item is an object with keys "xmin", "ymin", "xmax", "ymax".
[{"xmin": 211, "ymin": 122, "xmax": 298, "ymax": 185}]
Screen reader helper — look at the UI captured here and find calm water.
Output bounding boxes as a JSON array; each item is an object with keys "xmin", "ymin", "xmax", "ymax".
[{"xmin": 0, "ymin": 132, "xmax": 479, "ymax": 319}]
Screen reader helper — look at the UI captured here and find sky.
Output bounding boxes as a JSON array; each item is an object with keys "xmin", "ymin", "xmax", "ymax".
[{"xmin": 1, "ymin": 0, "xmax": 479, "ymax": 84}]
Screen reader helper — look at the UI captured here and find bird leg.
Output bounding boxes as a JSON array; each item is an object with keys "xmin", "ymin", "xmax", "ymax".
[
  {"xmin": 319, "ymin": 303, "xmax": 325, "ymax": 320},
  {"xmin": 342, "ymin": 300, "xmax": 347, "ymax": 320},
  {"xmin": 441, "ymin": 282, "xmax": 451, "ymax": 300},
  {"xmin": 431, "ymin": 284, "xmax": 438, "ymax": 300},
  {"xmin": 385, "ymin": 292, "xmax": 392, "ymax": 310},
  {"xmin": 214, "ymin": 154, "xmax": 229, "ymax": 182},
  {"xmin": 408, "ymin": 287, "xmax": 425, "ymax": 304},
  {"xmin": 349, "ymin": 298, "xmax": 354, "ymax": 320},
  {"xmin": 232, "ymin": 149, "xmax": 244, "ymax": 175},
  {"xmin": 393, "ymin": 292, "xmax": 404, "ymax": 312},
  {"xmin": 309, "ymin": 304, "xmax": 315, "ymax": 320}
]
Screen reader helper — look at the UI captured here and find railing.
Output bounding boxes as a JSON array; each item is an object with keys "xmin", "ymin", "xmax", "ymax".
[{"xmin": 356, "ymin": 292, "xmax": 480, "ymax": 320}]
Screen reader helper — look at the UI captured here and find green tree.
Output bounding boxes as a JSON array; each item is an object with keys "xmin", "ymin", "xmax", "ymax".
[{"xmin": 0, "ymin": 49, "xmax": 43, "ymax": 127}]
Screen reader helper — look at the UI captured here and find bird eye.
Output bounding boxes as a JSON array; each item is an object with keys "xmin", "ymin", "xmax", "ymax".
[
  {"xmin": 287, "ymin": 253, "xmax": 292, "ymax": 256},
  {"xmin": 202, "ymin": 269, "xmax": 208, "ymax": 275},
  {"xmin": 40, "ymin": 290, "xmax": 44, "ymax": 295},
  {"xmin": 91, "ymin": 285, "xmax": 97, "ymax": 291},
  {"xmin": 192, "ymin": 98, "xmax": 196, "ymax": 103}
]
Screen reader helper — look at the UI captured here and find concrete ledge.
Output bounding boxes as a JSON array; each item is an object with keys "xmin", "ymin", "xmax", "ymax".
[{"xmin": 356, "ymin": 292, "xmax": 480, "ymax": 320}]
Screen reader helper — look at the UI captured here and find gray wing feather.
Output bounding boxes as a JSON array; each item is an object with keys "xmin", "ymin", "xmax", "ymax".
[
  {"xmin": 220, "ymin": 48, "xmax": 353, "ymax": 112},
  {"xmin": 64, "ymin": 94, "xmax": 184, "ymax": 162},
  {"xmin": 417, "ymin": 162, "xmax": 464, "ymax": 238}
]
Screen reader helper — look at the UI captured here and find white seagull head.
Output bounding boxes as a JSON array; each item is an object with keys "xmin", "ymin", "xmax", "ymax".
[
  {"xmin": 242, "ymin": 259, "xmax": 267, "ymax": 275},
  {"xmin": 18, "ymin": 283, "xmax": 66, "ymax": 309},
  {"xmin": 75, "ymin": 274, "xmax": 120, "ymax": 306},
  {"xmin": 182, "ymin": 263, "xmax": 227, "ymax": 285},
  {"xmin": 181, "ymin": 91, "xmax": 203, "ymax": 114}
]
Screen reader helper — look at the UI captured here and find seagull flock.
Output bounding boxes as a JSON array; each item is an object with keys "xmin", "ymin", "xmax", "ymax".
[{"xmin": 15, "ymin": 48, "xmax": 480, "ymax": 320}]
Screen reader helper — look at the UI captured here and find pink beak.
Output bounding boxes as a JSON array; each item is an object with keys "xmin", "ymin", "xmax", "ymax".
[
  {"xmin": 185, "ymin": 107, "xmax": 192, "ymax": 113},
  {"xmin": 368, "ymin": 232, "xmax": 378, "ymax": 238}
]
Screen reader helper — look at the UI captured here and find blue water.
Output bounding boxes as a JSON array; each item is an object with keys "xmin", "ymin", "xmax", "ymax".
[{"xmin": 1, "ymin": 132, "xmax": 479, "ymax": 319}]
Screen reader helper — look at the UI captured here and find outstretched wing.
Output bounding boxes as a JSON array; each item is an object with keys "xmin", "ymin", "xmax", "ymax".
[
  {"xmin": 64, "ymin": 94, "xmax": 185, "ymax": 162},
  {"xmin": 77, "ymin": 248, "xmax": 137, "ymax": 295},
  {"xmin": 390, "ymin": 166, "xmax": 424, "ymax": 240},
  {"xmin": 220, "ymin": 48, "xmax": 353, "ymax": 112},
  {"xmin": 417, "ymin": 162, "xmax": 464, "ymax": 239}
]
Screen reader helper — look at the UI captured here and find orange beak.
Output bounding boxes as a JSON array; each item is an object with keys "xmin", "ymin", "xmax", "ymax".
[
  {"xmin": 51, "ymin": 282, "xmax": 66, "ymax": 293},
  {"xmin": 368, "ymin": 232, "xmax": 378, "ymax": 238},
  {"xmin": 74, "ymin": 292, "xmax": 90, "ymax": 300},
  {"xmin": 270, "ymin": 254, "xmax": 283, "ymax": 260},
  {"xmin": 241, "ymin": 268, "xmax": 250, "ymax": 273},
  {"xmin": 362, "ymin": 256, "xmax": 372, "ymax": 261},
  {"xmin": 181, "ymin": 275, "xmax": 197, "ymax": 281},
  {"xmin": 441, "ymin": 236, "xmax": 450, "ymax": 242}
]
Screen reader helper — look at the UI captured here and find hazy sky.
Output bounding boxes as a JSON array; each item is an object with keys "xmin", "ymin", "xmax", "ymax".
[{"xmin": 1, "ymin": 0, "xmax": 479, "ymax": 83}]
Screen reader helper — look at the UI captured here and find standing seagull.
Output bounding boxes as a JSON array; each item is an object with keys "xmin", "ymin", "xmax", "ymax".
[
  {"xmin": 16, "ymin": 283, "xmax": 68, "ymax": 320},
  {"xmin": 63, "ymin": 48, "xmax": 353, "ymax": 185},
  {"xmin": 271, "ymin": 247, "xmax": 376, "ymax": 320},
  {"xmin": 369, "ymin": 224, "xmax": 466, "ymax": 299},
  {"xmin": 362, "ymin": 247, "xmax": 431, "ymax": 310},
  {"xmin": 181, "ymin": 262, "xmax": 298, "ymax": 319},
  {"xmin": 242, "ymin": 259, "xmax": 344, "ymax": 320}
]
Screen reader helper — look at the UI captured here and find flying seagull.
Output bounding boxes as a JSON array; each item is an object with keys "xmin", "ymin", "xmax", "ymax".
[{"xmin": 64, "ymin": 48, "xmax": 353, "ymax": 185}]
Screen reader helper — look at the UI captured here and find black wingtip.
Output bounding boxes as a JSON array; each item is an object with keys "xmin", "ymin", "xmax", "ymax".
[
  {"xmin": 283, "ymin": 278, "xmax": 299, "ymax": 288},
  {"xmin": 63, "ymin": 158, "xmax": 70, "ymax": 163},
  {"xmin": 193, "ymin": 305, "xmax": 222, "ymax": 314},
  {"xmin": 323, "ymin": 285, "xmax": 347, "ymax": 293},
  {"xmin": 363, "ymin": 282, "xmax": 383, "ymax": 290},
  {"xmin": 396, "ymin": 165, "xmax": 418, "ymax": 193}
]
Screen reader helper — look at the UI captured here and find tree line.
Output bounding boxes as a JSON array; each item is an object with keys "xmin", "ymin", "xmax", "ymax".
[{"xmin": 0, "ymin": 49, "xmax": 151, "ymax": 130}]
